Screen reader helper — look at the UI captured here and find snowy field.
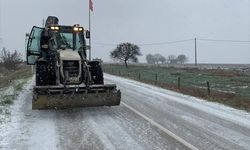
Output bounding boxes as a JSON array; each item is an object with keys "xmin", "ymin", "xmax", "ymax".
[{"xmin": 0, "ymin": 74, "xmax": 250, "ymax": 149}]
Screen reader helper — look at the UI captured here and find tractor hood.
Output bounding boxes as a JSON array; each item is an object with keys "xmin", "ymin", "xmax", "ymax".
[{"xmin": 58, "ymin": 49, "xmax": 81, "ymax": 61}]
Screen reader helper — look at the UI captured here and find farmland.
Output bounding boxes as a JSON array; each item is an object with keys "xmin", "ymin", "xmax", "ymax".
[{"xmin": 103, "ymin": 64, "xmax": 250, "ymax": 111}]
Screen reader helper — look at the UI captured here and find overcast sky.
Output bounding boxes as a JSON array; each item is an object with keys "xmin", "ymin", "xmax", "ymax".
[{"xmin": 0, "ymin": 0, "xmax": 250, "ymax": 64}]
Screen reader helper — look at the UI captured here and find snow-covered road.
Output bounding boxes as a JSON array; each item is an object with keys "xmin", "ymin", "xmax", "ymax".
[
  {"xmin": 1, "ymin": 74, "xmax": 250, "ymax": 150},
  {"xmin": 105, "ymin": 74, "xmax": 250, "ymax": 150}
]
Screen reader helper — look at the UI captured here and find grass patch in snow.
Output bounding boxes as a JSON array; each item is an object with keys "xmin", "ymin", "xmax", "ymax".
[
  {"xmin": 0, "ymin": 65, "xmax": 33, "ymax": 123},
  {"xmin": 0, "ymin": 95, "xmax": 15, "ymax": 105},
  {"xmin": 0, "ymin": 65, "xmax": 33, "ymax": 88}
]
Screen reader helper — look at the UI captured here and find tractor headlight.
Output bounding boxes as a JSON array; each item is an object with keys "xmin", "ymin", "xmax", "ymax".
[
  {"xmin": 79, "ymin": 27, "xmax": 83, "ymax": 31},
  {"xmin": 73, "ymin": 27, "xmax": 79, "ymax": 31},
  {"xmin": 50, "ymin": 26, "xmax": 60, "ymax": 30},
  {"xmin": 73, "ymin": 27, "xmax": 84, "ymax": 32}
]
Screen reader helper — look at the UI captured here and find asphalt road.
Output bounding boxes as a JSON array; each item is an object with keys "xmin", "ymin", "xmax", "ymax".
[
  {"xmin": 1, "ymin": 74, "xmax": 250, "ymax": 150},
  {"xmin": 105, "ymin": 74, "xmax": 250, "ymax": 150}
]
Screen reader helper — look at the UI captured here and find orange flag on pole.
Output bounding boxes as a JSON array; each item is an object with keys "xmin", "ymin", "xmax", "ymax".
[{"xmin": 89, "ymin": 0, "xmax": 93, "ymax": 11}]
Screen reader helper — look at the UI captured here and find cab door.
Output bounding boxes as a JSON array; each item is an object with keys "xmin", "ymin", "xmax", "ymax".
[{"xmin": 26, "ymin": 26, "xmax": 43, "ymax": 65}]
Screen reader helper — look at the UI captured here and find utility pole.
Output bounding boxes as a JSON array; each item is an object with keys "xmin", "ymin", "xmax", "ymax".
[
  {"xmin": 195, "ymin": 38, "xmax": 197, "ymax": 66},
  {"xmin": 0, "ymin": 0, "xmax": 3, "ymax": 49}
]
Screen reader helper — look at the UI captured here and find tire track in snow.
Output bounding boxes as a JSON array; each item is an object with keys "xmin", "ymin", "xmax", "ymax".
[{"xmin": 121, "ymin": 102, "xmax": 198, "ymax": 150}]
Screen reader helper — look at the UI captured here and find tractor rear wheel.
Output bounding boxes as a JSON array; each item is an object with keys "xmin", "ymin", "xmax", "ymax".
[
  {"xmin": 36, "ymin": 61, "xmax": 48, "ymax": 86},
  {"xmin": 89, "ymin": 61, "xmax": 104, "ymax": 85}
]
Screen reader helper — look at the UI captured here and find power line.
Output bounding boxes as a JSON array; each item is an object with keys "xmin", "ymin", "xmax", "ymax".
[
  {"xmin": 138, "ymin": 39, "xmax": 194, "ymax": 46},
  {"xmin": 93, "ymin": 42, "xmax": 117, "ymax": 46},
  {"xmin": 93, "ymin": 38, "xmax": 250, "ymax": 47},
  {"xmin": 93, "ymin": 39, "xmax": 194, "ymax": 46},
  {"xmin": 197, "ymin": 38, "xmax": 250, "ymax": 43}
]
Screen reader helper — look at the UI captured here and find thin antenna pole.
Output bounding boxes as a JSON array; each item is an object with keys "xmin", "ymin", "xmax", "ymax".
[
  {"xmin": 88, "ymin": 1, "xmax": 91, "ymax": 61},
  {"xmin": 0, "ymin": 0, "xmax": 3, "ymax": 47},
  {"xmin": 195, "ymin": 38, "xmax": 197, "ymax": 65},
  {"xmin": 42, "ymin": 18, "xmax": 45, "ymax": 27}
]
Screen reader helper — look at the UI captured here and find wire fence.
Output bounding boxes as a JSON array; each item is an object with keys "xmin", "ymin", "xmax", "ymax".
[
  {"xmin": 102, "ymin": 64, "xmax": 250, "ymax": 110},
  {"xmin": 104, "ymin": 66, "xmax": 211, "ymax": 95}
]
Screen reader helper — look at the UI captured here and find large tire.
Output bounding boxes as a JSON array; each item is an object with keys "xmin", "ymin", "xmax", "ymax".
[
  {"xmin": 36, "ymin": 52, "xmax": 57, "ymax": 86},
  {"xmin": 46, "ymin": 51, "xmax": 57, "ymax": 85},
  {"xmin": 89, "ymin": 62, "xmax": 104, "ymax": 85},
  {"xmin": 36, "ymin": 61, "xmax": 48, "ymax": 86}
]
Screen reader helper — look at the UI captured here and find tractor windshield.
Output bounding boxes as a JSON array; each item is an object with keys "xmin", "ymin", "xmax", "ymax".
[
  {"xmin": 56, "ymin": 32, "xmax": 74, "ymax": 49},
  {"xmin": 52, "ymin": 27, "xmax": 84, "ymax": 51}
]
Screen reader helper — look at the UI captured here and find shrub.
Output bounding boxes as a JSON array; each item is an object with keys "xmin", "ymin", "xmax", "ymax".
[{"xmin": 0, "ymin": 48, "xmax": 22, "ymax": 70}]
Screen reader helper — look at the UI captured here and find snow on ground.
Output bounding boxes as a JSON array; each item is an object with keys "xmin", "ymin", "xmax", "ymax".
[
  {"xmin": 105, "ymin": 73, "xmax": 250, "ymax": 128},
  {"xmin": 0, "ymin": 87, "xmax": 13, "ymax": 124},
  {"xmin": 0, "ymin": 79, "xmax": 26, "ymax": 127},
  {"xmin": 1, "ymin": 73, "xmax": 250, "ymax": 149},
  {"xmin": 0, "ymin": 76, "xmax": 186, "ymax": 150},
  {"xmin": 105, "ymin": 73, "xmax": 250, "ymax": 149},
  {"xmin": 0, "ymin": 78, "xmax": 59, "ymax": 150},
  {"xmin": 0, "ymin": 81, "xmax": 31, "ymax": 149}
]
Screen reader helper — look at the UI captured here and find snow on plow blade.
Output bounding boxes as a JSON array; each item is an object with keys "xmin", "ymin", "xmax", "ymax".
[{"xmin": 32, "ymin": 84, "xmax": 121, "ymax": 109}]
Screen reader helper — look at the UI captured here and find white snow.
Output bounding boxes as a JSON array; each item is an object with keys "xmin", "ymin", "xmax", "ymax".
[
  {"xmin": 180, "ymin": 115, "xmax": 250, "ymax": 149},
  {"xmin": 0, "ymin": 78, "xmax": 59, "ymax": 150},
  {"xmin": 87, "ymin": 115, "xmax": 144, "ymax": 150},
  {"xmin": 0, "ymin": 80, "xmax": 32, "ymax": 149},
  {"xmin": 104, "ymin": 73, "xmax": 250, "ymax": 128},
  {"xmin": 28, "ymin": 117, "xmax": 58, "ymax": 150},
  {"xmin": 1, "ymin": 73, "xmax": 249, "ymax": 149}
]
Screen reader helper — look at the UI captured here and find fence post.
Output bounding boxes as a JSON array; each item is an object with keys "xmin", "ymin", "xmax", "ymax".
[
  {"xmin": 155, "ymin": 74, "xmax": 158, "ymax": 84},
  {"xmin": 178, "ymin": 77, "xmax": 181, "ymax": 90},
  {"xmin": 111, "ymin": 68, "xmax": 114, "ymax": 74},
  {"xmin": 119, "ymin": 70, "xmax": 121, "ymax": 76},
  {"xmin": 138, "ymin": 73, "xmax": 141, "ymax": 80},
  {"xmin": 206, "ymin": 81, "xmax": 211, "ymax": 96}
]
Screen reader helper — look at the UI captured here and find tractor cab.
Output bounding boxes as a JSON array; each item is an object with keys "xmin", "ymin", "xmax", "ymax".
[
  {"xmin": 46, "ymin": 25, "xmax": 86, "ymax": 51},
  {"xmin": 27, "ymin": 25, "xmax": 87, "ymax": 65}
]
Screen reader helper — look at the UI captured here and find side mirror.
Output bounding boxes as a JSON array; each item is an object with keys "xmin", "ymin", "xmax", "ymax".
[
  {"xmin": 25, "ymin": 33, "xmax": 30, "ymax": 38},
  {"xmin": 86, "ymin": 30, "xmax": 90, "ymax": 39}
]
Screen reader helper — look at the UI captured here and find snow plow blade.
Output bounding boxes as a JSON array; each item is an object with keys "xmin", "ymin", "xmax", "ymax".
[{"xmin": 32, "ymin": 84, "xmax": 121, "ymax": 109}]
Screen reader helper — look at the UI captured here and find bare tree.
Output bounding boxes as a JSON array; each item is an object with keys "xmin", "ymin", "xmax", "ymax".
[
  {"xmin": 155, "ymin": 54, "xmax": 166, "ymax": 64},
  {"xmin": 0, "ymin": 48, "xmax": 22, "ymax": 69},
  {"xmin": 146, "ymin": 54, "xmax": 155, "ymax": 64},
  {"xmin": 177, "ymin": 54, "xmax": 188, "ymax": 64},
  {"xmin": 110, "ymin": 43, "xmax": 142, "ymax": 68},
  {"xmin": 167, "ymin": 55, "xmax": 177, "ymax": 64},
  {"xmin": 153, "ymin": 54, "xmax": 161, "ymax": 64},
  {"xmin": 158, "ymin": 55, "xmax": 166, "ymax": 64},
  {"xmin": 146, "ymin": 53, "xmax": 166, "ymax": 64}
]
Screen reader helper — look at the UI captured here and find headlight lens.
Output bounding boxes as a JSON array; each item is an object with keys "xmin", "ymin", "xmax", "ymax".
[
  {"xmin": 73, "ymin": 27, "xmax": 79, "ymax": 31},
  {"xmin": 50, "ymin": 26, "xmax": 59, "ymax": 30}
]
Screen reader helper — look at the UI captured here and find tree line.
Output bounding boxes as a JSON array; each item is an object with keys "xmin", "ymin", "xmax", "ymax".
[
  {"xmin": 146, "ymin": 54, "xmax": 188, "ymax": 64},
  {"xmin": 110, "ymin": 42, "xmax": 188, "ymax": 67}
]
